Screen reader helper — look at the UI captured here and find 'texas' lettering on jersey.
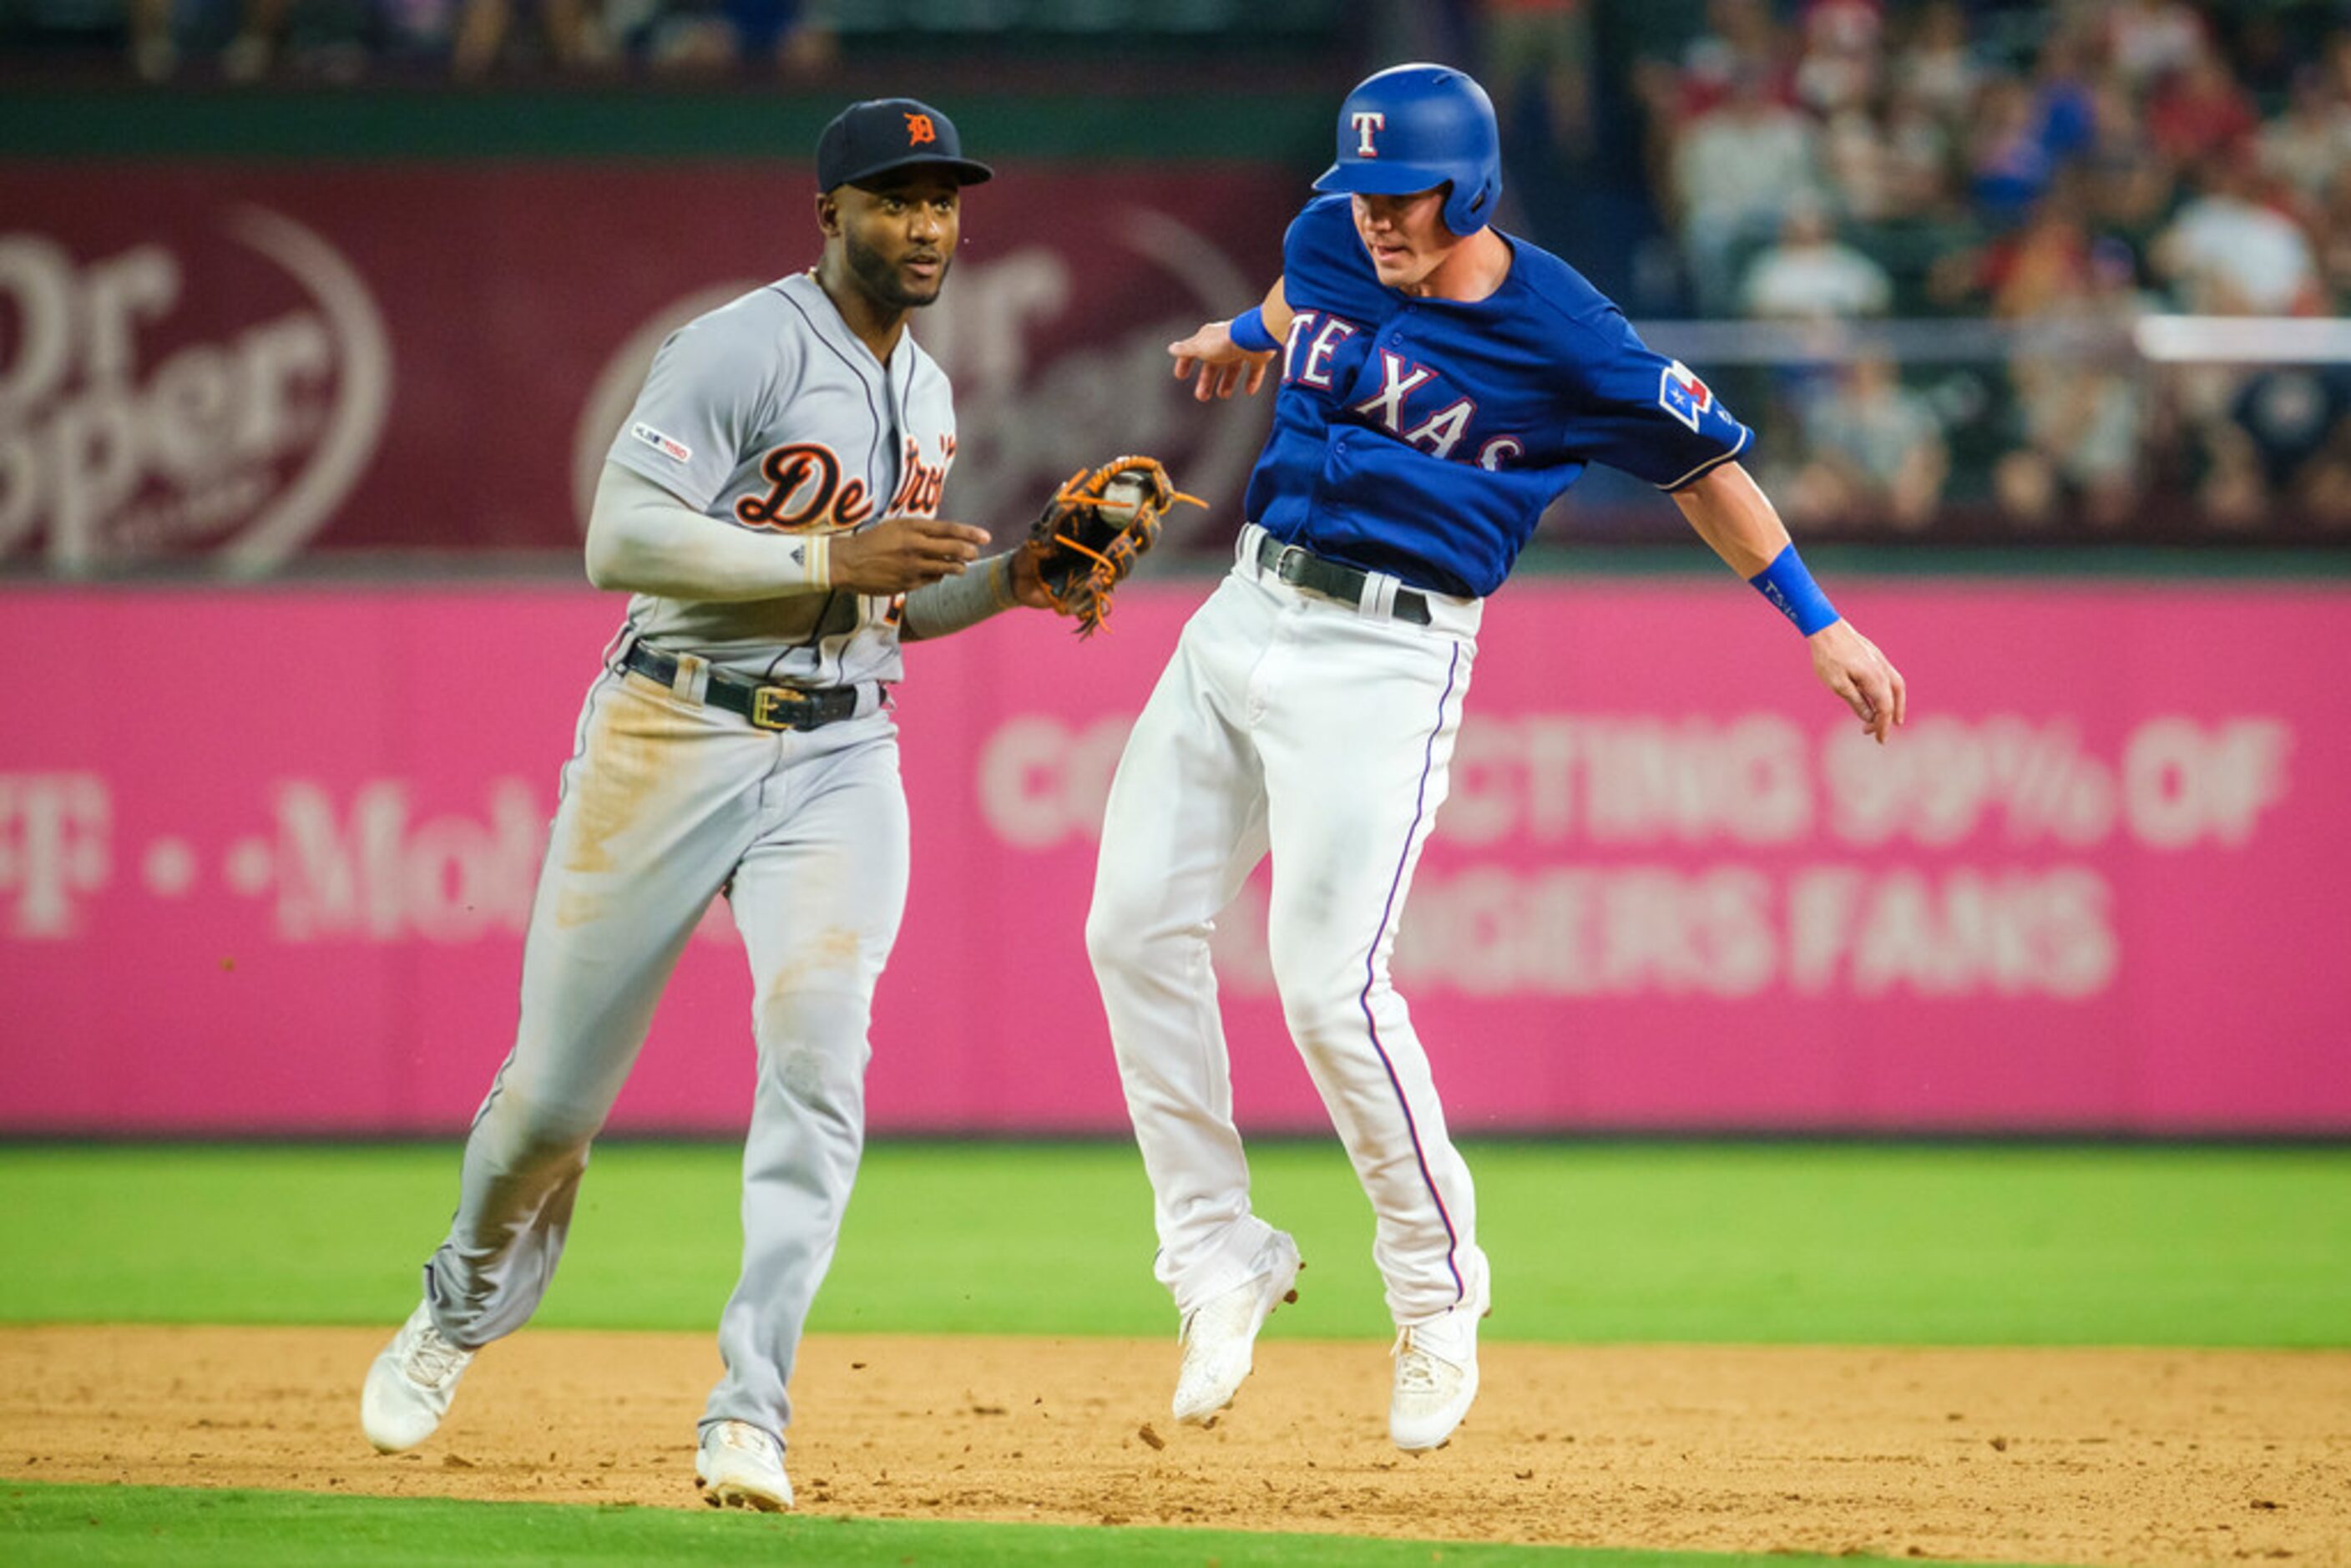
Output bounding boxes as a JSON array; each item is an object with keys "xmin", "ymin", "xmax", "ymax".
[
  {"xmin": 733, "ymin": 433, "xmax": 955, "ymax": 531},
  {"xmin": 1281, "ymin": 310, "xmax": 1524, "ymax": 473}
]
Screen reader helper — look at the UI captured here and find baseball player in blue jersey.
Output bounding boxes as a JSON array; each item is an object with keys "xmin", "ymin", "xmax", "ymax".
[
  {"xmin": 358, "ymin": 99, "xmax": 1057, "ymax": 1510},
  {"xmin": 1087, "ymin": 63, "xmax": 1906, "ymax": 1453}
]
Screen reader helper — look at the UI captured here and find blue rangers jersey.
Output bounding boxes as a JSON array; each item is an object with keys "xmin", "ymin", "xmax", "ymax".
[{"xmin": 1245, "ymin": 195, "xmax": 1752, "ymax": 599}]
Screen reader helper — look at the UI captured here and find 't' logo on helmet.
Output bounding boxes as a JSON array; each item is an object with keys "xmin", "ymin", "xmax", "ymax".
[
  {"xmin": 905, "ymin": 113, "xmax": 938, "ymax": 146},
  {"xmin": 1351, "ymin": 111, "xmax": 1387, "ymax": 157}
]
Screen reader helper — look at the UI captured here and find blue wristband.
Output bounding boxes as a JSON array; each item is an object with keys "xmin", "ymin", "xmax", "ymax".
[
  {"xmin": 1228, "ymin": 306, "xmax": 1280, "ymax": 354},
  {"xmin": 1748, "ymin": 544, "xmax": 1840, "ymax": 635}
]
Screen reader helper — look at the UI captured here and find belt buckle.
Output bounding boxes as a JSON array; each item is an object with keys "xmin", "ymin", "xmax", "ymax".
[
  {"xmin": 751, "ymin": 685, "xmax": 811, "ymax": 731},
  {"xmin": 1272, "ymin": 544, "xmax": 1311, "ymax": 587}
]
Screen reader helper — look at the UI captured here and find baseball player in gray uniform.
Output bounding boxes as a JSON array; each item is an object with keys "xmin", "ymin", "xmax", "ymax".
[{"xmin": 360, "ymin": 99, "xmax": 1045, "ymax": 1511}]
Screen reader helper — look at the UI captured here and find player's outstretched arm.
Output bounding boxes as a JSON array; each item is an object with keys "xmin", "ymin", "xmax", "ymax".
[
  {"xmin": 1670, "ymin": 461, "xmax": 1909, "ymax": 745},
  {"xmin": 1170, "ymin": 278, "xmax": 1292, "ymax": 402},
  {"xmin": 900, "ymin": 544, "xmax": 1054, "ymax": 641}
]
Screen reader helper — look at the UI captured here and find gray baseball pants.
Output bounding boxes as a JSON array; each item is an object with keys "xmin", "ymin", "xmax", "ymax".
[{"xmin": 418, "ymin": 667, "xmax": 908, "ymax": 1448}]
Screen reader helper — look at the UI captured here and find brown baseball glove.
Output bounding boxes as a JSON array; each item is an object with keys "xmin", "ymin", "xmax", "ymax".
[{"xmin": 1024, "ymin": 455, "xmax": 1203, "ymax": 638}]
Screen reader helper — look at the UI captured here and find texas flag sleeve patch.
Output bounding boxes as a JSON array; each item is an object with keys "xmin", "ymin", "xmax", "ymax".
[{"xmin": 1657, "ymin": 360, "xmax": 1715, "ymax": 433}]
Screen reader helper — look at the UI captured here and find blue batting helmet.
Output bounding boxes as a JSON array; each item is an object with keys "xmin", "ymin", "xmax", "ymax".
[{"xmin": 1312, "ymin": 63, "xmax": 1502, "ymax": 238}]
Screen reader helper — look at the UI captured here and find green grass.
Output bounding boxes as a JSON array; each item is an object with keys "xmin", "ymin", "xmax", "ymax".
[
  {"xmin": 2, "ymin": 1141, "xmax": 2346, "ymax": 1346},
  {"xmin": 0, "ymin": 1483, "xmax": 2038, "ymax": 1568},
  {"xmin": 3, "ymin": 1143, "xmax": 2330, "ymax": 1568}
]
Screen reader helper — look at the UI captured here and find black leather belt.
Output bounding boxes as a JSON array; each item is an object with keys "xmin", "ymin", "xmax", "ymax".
[
  {"xmin": 1252, "ymin": 532, "xmax": 1432, "ymax": 626},
  {"xmin": 622, "ymin": 643, "xmax": 867, "ymax": 732}
]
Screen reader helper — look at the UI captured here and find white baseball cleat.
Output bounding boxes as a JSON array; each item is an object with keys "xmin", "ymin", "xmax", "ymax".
[
  {"xmin": 361, "ymin": 1300, "xmax": 476, "ymax": 1454},
  {"xmin": 1172, "ymin": 1230, "xmax": 1302, "ymax": 1425},
  {"xmin": 696, "ymin": 1419, "xmax": 794, "ymax": 1511},
  {"xmin": 1389, "ymin": 1304, "xmax": 1481, "ymax": 1452}
]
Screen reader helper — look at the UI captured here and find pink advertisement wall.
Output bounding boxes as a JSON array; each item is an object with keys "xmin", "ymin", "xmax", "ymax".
[{"xmin": 3, "ymin": 578, "xmax": 2345, "ymax": 1136}]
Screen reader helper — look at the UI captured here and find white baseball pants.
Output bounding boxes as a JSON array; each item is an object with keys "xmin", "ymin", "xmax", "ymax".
[
  {"xmin": 1089, "ymin": 527, "xmax": 1491, "ymax": 1327},
  {"xmin": 421, "ymin": 664, "xmax": 907, "ymax": 1444}
]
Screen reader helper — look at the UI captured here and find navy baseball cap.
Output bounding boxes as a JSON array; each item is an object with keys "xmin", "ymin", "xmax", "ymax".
[{"xmin": 817, "ymin": 99, "xmax": 993, "ymax": 191}]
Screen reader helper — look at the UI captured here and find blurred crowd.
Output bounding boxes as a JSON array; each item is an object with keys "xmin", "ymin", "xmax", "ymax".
[
  {"xmin": 15, "ymin": 0, "xmax": 1325, "ymax": 81},
  {"xmin": 13, "ymin": 0, "xmax": 2351, "ymax": 539},
  {"xmin": 101, "ymin": 0, "xmax": 839, "ymax": 81},
  {"xmin": 1602, "ymin": 0, "xmax": 2351, "ymax": 536}
]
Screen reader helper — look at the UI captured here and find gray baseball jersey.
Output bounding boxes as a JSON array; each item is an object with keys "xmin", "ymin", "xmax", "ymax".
[
  {"xmin": 400, "ymin": 267, "xmax": 956, "ymax": 1463},
  {"xmin": 605, "ymin": 270, "xmax": 959, "ymax": 685}
]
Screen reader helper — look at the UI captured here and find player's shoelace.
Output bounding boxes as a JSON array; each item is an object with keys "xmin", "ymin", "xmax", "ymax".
[
  {"xmin": 710, "ymin": 1422, "xmax": 776, "ymax": 1460},
  {"xmin": 402, "ymin": 1324, "xmax": 471, "ymax": 1388},
  {"xmin": 1393, "ymin": 1329, "xmax": 1449, "ymax": 1392}
]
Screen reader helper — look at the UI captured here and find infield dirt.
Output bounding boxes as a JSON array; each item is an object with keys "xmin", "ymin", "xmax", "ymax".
[{"xmin": 3, "ymin": 1327, "xmax": 2345, "ymax": 1565}]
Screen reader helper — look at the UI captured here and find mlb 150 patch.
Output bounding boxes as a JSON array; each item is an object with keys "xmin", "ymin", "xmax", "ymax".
[{"xmin": 631, "ymin": 422, "xmax": 692, "ymax": 463}]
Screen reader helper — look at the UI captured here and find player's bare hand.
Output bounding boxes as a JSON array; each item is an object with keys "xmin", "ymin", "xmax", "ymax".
[
  {"xmin": 1808, "ymin": 619, "xmax": 1908, "ymax": 745},
  {"xmin": 832, "ymin": 516, "xmax": 988, "ymax": 594},
  {"xmin": 1006, "ymin": 539, "xmax": 1056, "ymax": 610},
  {"xmin": 1170, "ymin": 321, "xmax": 1276, "ymax": 403}
]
